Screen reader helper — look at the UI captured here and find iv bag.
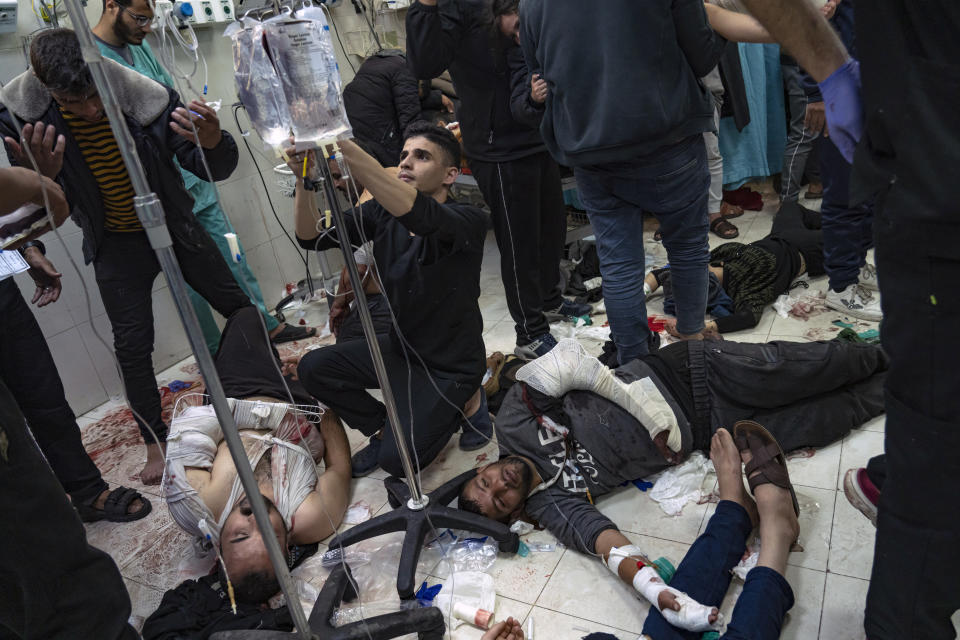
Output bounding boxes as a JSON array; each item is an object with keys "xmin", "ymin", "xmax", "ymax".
[
  {"xmin": 225, "ymin": 18, "xmax": 293, "ymax": 150},
  {"xmin": 262, "ymin": 8, "xmax": 352, "ymax": 149}
]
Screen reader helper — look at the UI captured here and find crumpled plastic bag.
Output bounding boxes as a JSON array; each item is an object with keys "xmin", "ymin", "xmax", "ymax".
[
  {"xmin": 433, "ymin": 571, "xmax": 496, "ymax": 629},
  {"xmin": 773, "ymin": 290, "xmax": 827, "ymax": 320},
  {"xmin": 648, "ymin": 452, "xmax": 717, "ymax": 516}
]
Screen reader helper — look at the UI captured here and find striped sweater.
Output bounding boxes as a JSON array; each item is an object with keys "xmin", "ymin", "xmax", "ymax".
[{"xmin": 60, "ymin": 109, "xmax": 141, "ymax": 232}]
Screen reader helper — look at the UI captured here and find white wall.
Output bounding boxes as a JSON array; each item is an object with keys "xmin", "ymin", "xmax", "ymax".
[{"xmin": 0, "ymin": 1, "xmax": 401, "ymax": 414}]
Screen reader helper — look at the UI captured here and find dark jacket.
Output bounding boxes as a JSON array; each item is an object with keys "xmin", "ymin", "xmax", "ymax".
[
  {"xmin": 142, "ymin": 574, "xmax": 293, "ymax": 639},
  {"xmin": 0, "ymin": 58, "xmax": 239, "ymax": 264},
  {"xmin": 519, "ymin": 0, "xmax": 726, "ymax": 167},
  {"xmin": 343, "ymin": 50, "xmax": 424, "ymax": 166},
  {"xmin": 406, "ymin": 0, "xmax": 545, "ymax": 162},
  {"xmin": 299, "ymin": 192, "xmax": 487, "ymax": 381}
]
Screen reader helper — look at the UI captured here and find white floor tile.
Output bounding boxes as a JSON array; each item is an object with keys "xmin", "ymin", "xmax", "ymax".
[
  {"xmin": 787, "ymin": 439, "xmax": 842, "ymax": 491},
  {"xmin": 828, "ymin": 490, "xmax": 877, "ymax": 580},
  {"xmin": 597, "ymin": 487, "xmax": 709, "ymax": 545},
  {"xmin": 819, "ymin": 573, "xmax": 869, "ymax": 640},
  {"xmin": 123, "ymin": 578, "xmax": 165, "ymax": 633},
  {"xmin": 524, "ymin": 606, "xmax": 636, "ymax": 640},
  {"xmin": 791, "ymin": 486, "xmax": 836, "ymax": 572},
  {"xmin": 482, "ymin": 321, "xmax": 519, "ymax": 356},
  {"xmin": 836, "ymin": 430, "xmax": 885, "ymax": 491}
]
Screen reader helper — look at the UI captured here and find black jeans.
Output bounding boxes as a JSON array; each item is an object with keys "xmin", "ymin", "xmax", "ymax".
[
  {"xmin": 297, "ymin": 335, "xmax": 476, "ymax": 477},
  {"xmin": 469, "ymin": 151, "xmax": 566, "ymax": 344},
  {"xmin": 864, "ymin": 197, "xmax": 960, "ymax": 639},
  {"xmin": 819, "ymin": 135, "xmax": 873, "ymax": 292},
  {"xmin": 0, "ymin": 278, "xmax": 107, "ymax": 505},
  {"xmin": 691, "ymin": 339, "xmax": 887, "ymax": 452},
  {"xmin": 0, "ymin": 379, "xmax": 138, "ymax": 640},
  {"xmin": 93, "ymin": 231, "xmax": 252, "ymax": 443},
  {"xmin": 769, "ymin": 201, "xmax": 825, "ymax": 277}
]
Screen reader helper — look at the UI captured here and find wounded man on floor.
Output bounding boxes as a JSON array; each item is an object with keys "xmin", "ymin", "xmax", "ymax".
[
  {"xmin": 141, "ymin": 307, "xmax": 351, "ymax": 640},
  {"xmin": 459, "ymin": 337, "xmax": 886, "ymax": 633}
]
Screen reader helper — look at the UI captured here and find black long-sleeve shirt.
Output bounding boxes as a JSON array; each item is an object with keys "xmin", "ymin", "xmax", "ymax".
[{"xmin": 298, "ymin": 192, "xmax": 487, "ymax": 381}]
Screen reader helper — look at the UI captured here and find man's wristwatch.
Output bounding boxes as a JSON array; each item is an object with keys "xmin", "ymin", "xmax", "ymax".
[{"xmin": 19, "ymin": 240, "xmax": 46, "ymax": 255}]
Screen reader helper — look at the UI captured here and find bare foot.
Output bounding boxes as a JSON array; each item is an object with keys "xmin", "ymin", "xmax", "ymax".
[
  {"xmin": 657, "ymin": 590, "xmax": 720, "ymax": 625},
  {"xmin": 140, "ymin": 442, "xmax": 166, "ymax": 485},
  {"xmin": 710, "ymin": 428, "xmax": 758, "ymax": 527}
]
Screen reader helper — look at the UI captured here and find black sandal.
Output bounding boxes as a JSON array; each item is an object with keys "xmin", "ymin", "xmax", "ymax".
[
  {"xmin": 76, "ymin": 487, "xmax": 152, "ymax": 523},
  {"xmin": 271, "ymin": 324, "xmax": 317, "ymax": 344},
  {"xmin": 710, "ymin": 216, "xmax": 739, "ymax": 239}
]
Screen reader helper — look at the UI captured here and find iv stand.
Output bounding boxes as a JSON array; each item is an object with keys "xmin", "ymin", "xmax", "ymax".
[{"xmin": 61, "ymin": 4, "xmax": 312, "ymax": 638}]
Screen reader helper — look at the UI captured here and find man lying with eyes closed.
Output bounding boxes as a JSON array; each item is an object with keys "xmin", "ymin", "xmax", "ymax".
[{"xmin": 141, "ymin": 306, "xmax": 352, "ymax": 640}]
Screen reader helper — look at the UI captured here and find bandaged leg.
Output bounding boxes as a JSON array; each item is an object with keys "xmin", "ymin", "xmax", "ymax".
[
  {"xmin": 633, "ymin": 566, "xmax": 724, "ymax": 633},
  {"xmin": 606, "ymin": 546, "xmax": 722, "ymax": 633},
  {"xmin": 516, "ymin": 339, "xmax": 682, "ymax": 451}
]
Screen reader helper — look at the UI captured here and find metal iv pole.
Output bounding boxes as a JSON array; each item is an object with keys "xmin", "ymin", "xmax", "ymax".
[{"xmin": 61, "ymin": 3, "xmax": 312, "ymax": 637}]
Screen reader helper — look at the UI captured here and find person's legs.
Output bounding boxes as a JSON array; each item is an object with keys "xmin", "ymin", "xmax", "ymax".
[
  {"xmin": 650, "ymin": 138, "xmax": 711, "ymax": 337},
  {"xmin": 377, "ymin": 363, "xmax": 474, "ymax": 477},
  {"xmin": 537, "ymin": 152, "xmax": 568, "ymax": 312},
  {"xmin": 93, "ymin": 232, "xmax": 167, "ymax": 445},
  {"xmin": 0, "ymin": 279, "xmax": 108, "ymax": 506},
  {"xmin": 574, "ymin": 165, "xmax": 650, "ymax": 364},
  {"xmin": 191, "ymin": 196, "xmax": 282, "ymax": 334},
  {"xmin": 819, "ymin": 137, "xmax": 874, "ymax": 292},
  {"xmin": 779, "ymin": 63, "xmax": 819, "ymax": 203},
  {"xmin": 172, "ymin": 221, "xmax": 254, "ymax": 323},
  {"xmin": 470, "ymin": 156, "xmax": 553, "ymax": 346},
  {"xmin": 297, "ymin": 338, "xmax": 385, "ymax": 436},
  {"xmin": 865, "ymin": 201, "xmax": 960, "ymax": 639},
  {"xmin": 185, "ymin": 286, "xmax": 223, "ymax": 354},
  {"xmin": 0, "ymin": 379, "xmax": 138, "ymax": 640},
  {"xmin": 865, "ymin": 454, "xmax": 886, "ymax": 490}
]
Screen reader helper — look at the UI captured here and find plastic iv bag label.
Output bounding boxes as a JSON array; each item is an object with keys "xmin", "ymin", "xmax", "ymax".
[
  {"xmin": 226, "ymin": 19, "xmax": 293, "ymax": 150},
  {"xmin": 262, "ymin": 14, "xmax": 352, "ymax": 149}
]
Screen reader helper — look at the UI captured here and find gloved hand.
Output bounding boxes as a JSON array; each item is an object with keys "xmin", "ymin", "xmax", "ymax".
[{"xmin": 817, "ymin": 58, "xmax": 864, "ymax": 163}]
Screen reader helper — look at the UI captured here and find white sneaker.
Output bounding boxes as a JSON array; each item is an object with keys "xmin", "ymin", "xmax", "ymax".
[
  {"xmin": 825, "ymin": 284, "xmax": 882, "ymax": 321},
  {"xmin": 859, "ymin": 263, "xmax": 879, "ymax": 291}
]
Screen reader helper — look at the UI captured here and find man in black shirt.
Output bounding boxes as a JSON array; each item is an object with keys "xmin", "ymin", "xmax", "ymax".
[{"xmin": 292, "ymin": 122, "xmax": 488, "ymax": 478}]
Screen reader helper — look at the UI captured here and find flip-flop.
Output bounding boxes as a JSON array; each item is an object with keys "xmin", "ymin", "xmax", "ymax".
[
  {"xmin": 710, "ymin": 216, "xmax": 739, "ymax": 239},
  {"xmin": 271, "ymin": 324, "xmax": 317, "ymax": 344},
  {"xmin": 76, "ymin": 487, "xmax": 152, "ymax": 523},
  {"xmin": 732, "ymin": 420, "xmax": 800, "ymax": 518}
]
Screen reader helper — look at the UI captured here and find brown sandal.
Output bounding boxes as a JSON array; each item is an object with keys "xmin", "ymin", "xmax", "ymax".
[
  {"xmin": 483, "ymin": 352, "xmax": 506, "ymax": 396},
  {"xmin": 710, "ymin": 216, "xmax": 739, "ymax": 239},
  {"xmin": 720, "ymin": 200, "xmax": 744, "ymax": 219},
  {"xmin": 732, "ymin": 420, "xmax": 800, "ymax": 517}
]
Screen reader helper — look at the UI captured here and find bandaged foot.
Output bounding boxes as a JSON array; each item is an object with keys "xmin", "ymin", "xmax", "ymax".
[
  {"xmin": 516, "ymin": 339, "xmax": 682, "ymax": 452},
  {"xmin": 633, "ymin": 566, "xmax": 724, "ymax": 633}
]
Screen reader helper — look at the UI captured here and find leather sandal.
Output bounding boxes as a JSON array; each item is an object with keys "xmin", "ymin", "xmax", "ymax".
[
  {"xmin": 732, "ymin": 420, "xmax": 800, "ymax": 517},
  {"xmin": 710, "ymin": 216, "xmax": 739, "ymax": 239},
  {"xmin": 720, "ymin": 201, "xmax": 744, "ymax": 219}
]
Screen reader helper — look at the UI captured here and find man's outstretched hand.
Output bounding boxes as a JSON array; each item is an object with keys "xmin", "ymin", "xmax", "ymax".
[
  {"xmin": 23, "ymin": 246, "xmax": 63, "ymax": 307},
  {"xmin": 482, "ymin": 617, "xmax": 524, "ymax": 640},
  {"xmin": 3, "ymin": 122, "xmax": 66, "ymax": 179},
  {"xmin": 817, "ymin": 58, "xmax": 863, "ymax": 162}
]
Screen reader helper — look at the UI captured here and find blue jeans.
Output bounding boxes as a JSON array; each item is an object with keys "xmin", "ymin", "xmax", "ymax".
[
  {"xmin": 819, "ymin": 136, "xmax": 873, "ymax": 292},
  {"xmin": 575, "ymin": 136, "xmax": 710, "ymax": 364},
  {"xmin": 641, "ymin": 501, "xmax": 795, "ymax": 640}
]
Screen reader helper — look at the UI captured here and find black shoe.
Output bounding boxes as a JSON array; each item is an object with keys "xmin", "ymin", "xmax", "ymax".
[
  {"xmin": 459, "ymin": 393, "xmax": 493, "ymax": 451},
  {"xmin": 351, "ymin": 437, "xmax": 382, "ymax": 478}
]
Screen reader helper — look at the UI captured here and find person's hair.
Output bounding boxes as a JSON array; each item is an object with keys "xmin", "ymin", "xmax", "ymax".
[
  {"xmin": 403, "ymin": 120, "xmax": 461, "ymax": 170},
  {"xmin": 30, "ymin": 29, "xmax": 94, "ymax": 96},
  {"xmin": 458, "ymin": 487, "xmax": 486, "ymax": 517},
  {"xmin": 490, "ymin": 0, "xmax": 519, "ymax": 18},
  {"xmin": 224, "ymin": 567, "xmax": 283, "ymax": 605},
  {"xmin": 103, "ymin": 0, "xmax": 132, "ymax": 10}
]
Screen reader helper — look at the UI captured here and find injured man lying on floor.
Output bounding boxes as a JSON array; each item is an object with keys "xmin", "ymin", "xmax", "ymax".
[
  {"xmin": 459, "ymin": 337, "xmax": 887, "ymax": 634},
  {"xmin": 142, "ymin": 307, "xmax": 352, "ymax": 640}
]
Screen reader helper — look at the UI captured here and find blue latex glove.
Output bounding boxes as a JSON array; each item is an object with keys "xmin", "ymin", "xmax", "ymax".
[{"xmin": 817, "ymin": 58, "xmax": 864, "ymax": 163}]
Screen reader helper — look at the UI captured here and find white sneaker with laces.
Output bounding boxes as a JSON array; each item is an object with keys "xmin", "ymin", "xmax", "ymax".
[
  {"xmin": 825, "ymin": 284, "xmax": 882, "ymax": 321},
  {"xmin": 859, "ymin": 263, "xmax": 879, "ymax": 291}
]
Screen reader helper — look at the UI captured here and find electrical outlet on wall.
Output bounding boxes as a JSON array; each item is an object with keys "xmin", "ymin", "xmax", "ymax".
[{"xmin": 0, "ymin": 0, "xmax": 18, "ymax": 34}]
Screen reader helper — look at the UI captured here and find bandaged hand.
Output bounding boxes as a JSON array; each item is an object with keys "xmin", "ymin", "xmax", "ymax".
[{"xmin": 633, "ymin": 566, "xmax": 723, "ymax": 633}]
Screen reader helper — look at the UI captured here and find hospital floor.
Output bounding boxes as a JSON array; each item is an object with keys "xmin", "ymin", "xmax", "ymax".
[{"xmin": 77, "ymin": 181, "xmax": 959, "ymax": 639}]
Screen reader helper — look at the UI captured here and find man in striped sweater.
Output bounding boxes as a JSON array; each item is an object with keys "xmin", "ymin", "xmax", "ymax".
[{"xmin": 0, "ymin": 29, "xmax": 253, "ymax": 485}]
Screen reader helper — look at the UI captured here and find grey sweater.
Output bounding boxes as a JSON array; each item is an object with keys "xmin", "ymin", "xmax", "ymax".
[{"xmin": 495, "ymin": 359, "xmax": 693, "ymax": 554}]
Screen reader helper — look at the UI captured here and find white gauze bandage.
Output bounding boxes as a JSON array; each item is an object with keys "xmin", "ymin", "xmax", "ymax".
[
  {"xmin": 632, "ymin": 566, "xmax": 724, "ymax": 633},
  {"xmin": 516, "ymin": 339, "xmax": 682, "ymax": 452},
  {"xmin": 606, "ymin": 544, "xmax": 646, "ymax": 576}
]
